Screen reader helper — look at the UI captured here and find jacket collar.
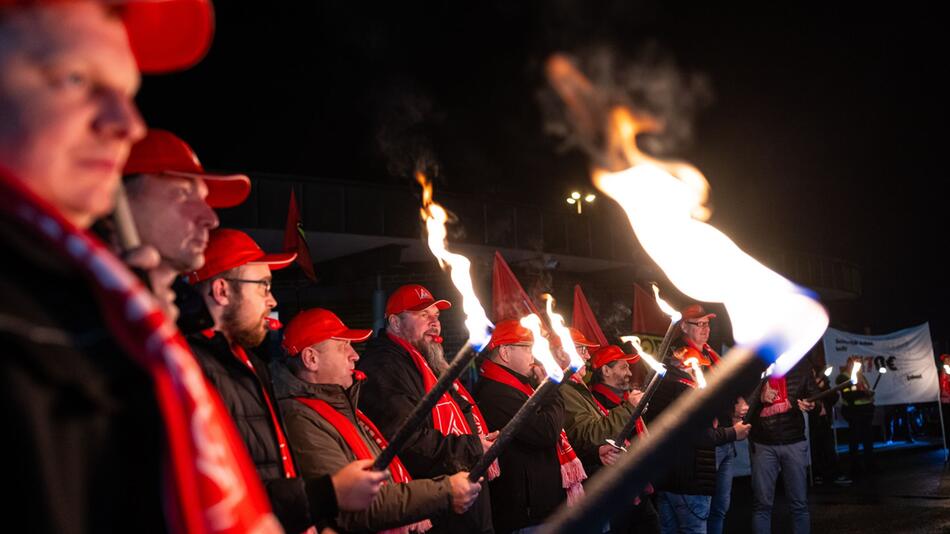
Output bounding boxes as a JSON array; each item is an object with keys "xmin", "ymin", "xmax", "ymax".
[{"xmin": 271, "ymin": 360, "xmax": 362, "ymax": 415}]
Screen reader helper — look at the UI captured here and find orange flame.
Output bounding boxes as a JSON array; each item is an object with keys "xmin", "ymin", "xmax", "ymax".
[
  {"xmin": 545, "ymin": 54, "xmax": 828, "ymax": 375},
  {"xmin": 684, "ymin": 356, "xmax": 707, "ymax": 389},
  {"xmin": 651, "ymin": 283, "xmax": 681, "ymax": 321},
  {"xmin": 621, "ymin": 335, "xmax": 666, "ymax": 375},
  {"xmin": 415, "ymin": 172, "xmax": 492, "ymax": 348},
  {"xmin": 543, "ymin": 294, "xmax": 585, "ymax": 373}
]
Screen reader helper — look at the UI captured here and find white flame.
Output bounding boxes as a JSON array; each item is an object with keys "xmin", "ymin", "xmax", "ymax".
[
  {"xmin": 651, "ymin": 284, "xmax": 682, "ymax": 322},
  {"xmin": 621, "ymin": 335, "xmax": 666, "ymax": 375},
  {"xmin": 684, "ymin": 357, "xmax": 707, "ymax": 389},
  {"xmin": 944, "ymin": 364, "xmax": 950, "ymax": 374},
  {"xmin": 591, "ymin": 111, "xmax": 828, "ymax": 375},
  {"xmin": 878, "ymin": 367, "xmax": 887, "ymax": 374},
  {"xmin": 849, "ymin": 361, "xmax": 861, "ymax": 385},
  {"xmin": 823, "ymin": 365, "xmax": 833, "ymax": 377},
  {"xmin": 543, "ymin": 295, "xmax": 585, "ymax": 372},
  {"xmin": 520, "ymin": 314, "xmax": 563, "ymax": 382},
  {"xmin": 417, "ymin": 173, "xmax": 492, "ymax": 349}
]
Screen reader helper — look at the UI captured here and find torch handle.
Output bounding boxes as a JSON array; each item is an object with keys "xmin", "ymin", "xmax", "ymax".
[
  {"xmin": 742, "ymin": 378, "xmax": 767, "ymax": 424},
  {"xmin": 872, "ymin": 373, "xmax": 883, "ymax": 390},
  {"xmin": 803, "ymin": 379, "xmax": 850, "ymax": 404},
  {"xmin": 657, "ymin": 321, "xmax": 678, "ymax": 366},
  {"xmin": 373, "ymin": 343, "xmax": 477, "ymax": 471},
  {"xmin": 613, "ymin": 369, "xmax": 664, "ymax": 445}
]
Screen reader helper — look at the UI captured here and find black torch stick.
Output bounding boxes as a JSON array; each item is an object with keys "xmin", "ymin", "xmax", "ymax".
[
  {"xmin": 469, "ymin": 366, "xmax": 579, "ymax": 481},
  {"xmin": 741, "ymin": 377, "xmax": 768, "ymax": 424},
  {"xmin": 656, "ymin": 320, "xmax": 679, "ymax": 365},
  {"xmin": 607, "ymin": 367, "xmax": 665, "ymax": 449},
  {"xmin": 540, "ymin": 345, "xmax": 767, "ymax": 534},
  {"xmin": 373, "ymin": 342, "xmax": 480, "ymax": 471},
  {"xmin": 872, "ymin": 369, "xmax": 886, "ymax": 390},
  {"xmin": 804, "ymin": 379, "xmax": 853, "ymax": 404}
]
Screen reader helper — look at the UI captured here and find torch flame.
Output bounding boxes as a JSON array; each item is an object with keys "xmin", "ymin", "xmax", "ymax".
[
  {"xmin": 545, "ymin": 54, "xmax": 828, "ymax": 375},
  {"xmin": 944, "ymin": 364, "xmax": 950, "ymax": 375},
  {"xmin": 621, "ymin": 335, "xmax": 666, "ymax": 375},
  {"xmin": 684, "ymin": 356, "xmax": 707, "ymax": 389},
  {"xmin": 520, "ymin": 314, "xmax": 563, "ymax": 382},
  {"xmin": 878, "ymin": 366, "xmax": 887, "ymax": 374},
  {"xmin": 651, "ymin": 283, "xmax": 682, "ymax": 322},
  {"xmin": 416, "ymin": 172, "xmax": 492, "ymax": 349},
  {"xmin": 823, "ymin": 365, "xmax": 833, "ymax": 377},
  {"xmin": 543, "ymin": 294, "xmax": 585, "ymax": 372},
  {"xmin": 850, "ymin": 361, "xmax": 861, "ymax": 385}
]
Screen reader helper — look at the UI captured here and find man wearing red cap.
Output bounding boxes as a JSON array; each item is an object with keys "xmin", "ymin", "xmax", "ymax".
[
  {"xmin": 186, "ymin": 228, "xmax": 389, "ymax": 532},
  {"xmin": 473, "ymin": 319, "xmax": 570, "ymax": 533},
  {"xmin": 358, "ymin": 283, "xmax": 497, "ymax": 533},
  {"xmin": 273, "ymin": 308, "xmax": 483, "ymax": 532},
  {"xmin": 0, "ymin": 2, "xmax": 289, "ymax": 533},
  {"xmin": 589, "ymin": 345, "xmax": 638, "ymax": 410}
]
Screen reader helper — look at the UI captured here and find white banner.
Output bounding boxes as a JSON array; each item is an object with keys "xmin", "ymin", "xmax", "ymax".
[{"xmin": 822, "ymin": 323, "xmax": 939, "ymax": 406}]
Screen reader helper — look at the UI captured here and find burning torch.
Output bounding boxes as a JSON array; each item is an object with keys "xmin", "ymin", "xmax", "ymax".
[
  {"xmin": 805, "ymin": 361, "xmax": 861, "ymax": 404},
  {"xmin": 651, "ymin": 284, "xmax": 683, "ymax": 364},
  {"xmin": 607, "ymin": 337, "xmax": 666, "ymax": 450},
  {"xmin": 372, "ymin": 173, "xmax": 493, "ymax": 472}
]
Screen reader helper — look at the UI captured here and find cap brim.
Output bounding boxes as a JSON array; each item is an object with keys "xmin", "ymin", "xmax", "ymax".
[
  {"xmin": 165, "ymin": 171, "xmax": 250, "ymax": 208},
  {"xmin": 574, "ymin": 338, "xmax": 600, "ymax": 348},
  {"xmin": 332, "ymin": 328, "xmax": 373, "ymax": 343},
  {"xmin": 406, "ymin": 299, "xmax": 452, "ymax": 312},
  {"xmin": 121, "ymin": 0, "xmax": 214, "ymax": 74},
  {"xmin": 250, "ymin": 252, "xmax": 297, "ymax": 271}
]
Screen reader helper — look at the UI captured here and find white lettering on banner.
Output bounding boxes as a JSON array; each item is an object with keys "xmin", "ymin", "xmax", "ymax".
[{"xmin": 822, "ymin": 323, "xmax": 939, "ymax": 405}]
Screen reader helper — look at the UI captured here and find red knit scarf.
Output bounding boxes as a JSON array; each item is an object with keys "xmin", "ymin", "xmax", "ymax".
[
  {"xmin": 0, "ymin": 169, "xmax": 278, "ymax": 533},
  {"xmin": 479, "ymin": 359, "xmax": 587, "ymax": 505},
  {"xmin": 760, "ymin": 376, "xmax": 792, "ymax": 417},
  {"xmin": 294, "ymin": 394, "xmax": 432, "ymax": 534},
  {"xmin": 387, "ymin": 333, "xmax": 500, "ymax": 480}
]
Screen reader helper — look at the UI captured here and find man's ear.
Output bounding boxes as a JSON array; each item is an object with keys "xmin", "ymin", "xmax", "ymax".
[
  {"xmin": 209, "ymin": 278, "xmax": 231, "ymax": 306},
  {"xmin": 387, "ymin": 314, "xmax": 400, "ymax": 332},
  {"xmin": 300, "ymin": 346, "xmax": 320, "ymax": 372}
]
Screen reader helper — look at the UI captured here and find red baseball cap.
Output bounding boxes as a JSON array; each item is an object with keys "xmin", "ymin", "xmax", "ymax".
[
  {"xmin": 681, "ymin": 304, "xmax": 716, "ymax": 322},
  {"xmin": 592, "ymin": 345, "xmax": 640, "ymax": 369},
  {"xmin": 120, "ymin": 0, "xmax": 215, "ymax": 74},
  {"xmin": 186, "ymin": 228, "xmax": 296, "ymax": 283},
  {"xmin": 569, "ymin": 327, "xmax": 600, "ymax": 348},
  {"xmin": 385, "ymin": 284, "xmax": 451, "ymax": 316},
  {"xmin": 283, "ymin": 308, "xmax": 372, "ymax": 355},
  {"xmin": 486, "ymin": 319, "xmax": 534, "ymax": 351},
  {"xmin": 124, "ymin": 129, "xmax": 250, "ymax": 208}
]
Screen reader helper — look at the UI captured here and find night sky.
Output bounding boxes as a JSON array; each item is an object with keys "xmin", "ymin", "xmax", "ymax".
[{"xmin": 136, "ymin": 2, "xmax": 947, "ymax": 342}]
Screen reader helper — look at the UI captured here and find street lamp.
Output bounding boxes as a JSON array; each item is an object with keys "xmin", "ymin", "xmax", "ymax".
[{"xmin": 566, "ymin": 191, "xmax": 596, "ymax": 214}]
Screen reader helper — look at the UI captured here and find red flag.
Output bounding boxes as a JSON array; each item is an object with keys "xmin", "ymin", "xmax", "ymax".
[
  {"xmin": 632, "ymin": 283, "xmax": 669, "ymax": 335},
  {"xmin": 572, "ymin": 285, "xmax": 609, "ymax": 347},
  {"xmin": 491, "ymin": 251, "xmax": 542, "ymax": 322},
  {"xmin": 283, "ymin": 189, "xmax": 317, "ymax": 281}
]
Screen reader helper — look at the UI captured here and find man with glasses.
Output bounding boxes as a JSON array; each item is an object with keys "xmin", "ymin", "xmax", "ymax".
[{"xmin": 186, "ymin": 228, "xmax": 389, "ymax": 532}]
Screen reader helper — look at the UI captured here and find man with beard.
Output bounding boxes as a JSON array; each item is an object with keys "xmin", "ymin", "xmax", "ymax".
[
  {"xmin": 358, "ymin": 283, "xmax": 497, "ymax": 533},
  {"xmin": 0, "ymin": 1, "xmax": 286, "ymax": 532},
  {"xmin": 274, "ymin": 308, "xmax": 483, "ymax": 533},
  {"xmin": 187, "ymin": 228, "xmax": 388, "ymax": 532},
  {"xmin": 589, "ymin": 345, "xmax": 638, "ymax": 410}
]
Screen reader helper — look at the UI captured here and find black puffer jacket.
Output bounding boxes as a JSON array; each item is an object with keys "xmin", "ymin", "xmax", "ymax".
[
  {"xmin": 748, "ymin": 363, "xmax": 819, "ymax": 445},
  {"xmin": 473, "ymin": 362, "xmax": 566, "ymax": 533},
  {"xmin": 188, "ymin": 331, "xmax": 337, "ymax": 533},
  {"xmin": 0, "ymin": 215, "xmax": 166, "ymax": 534},
  {"xmin": 357, "ymin": 331, "xmax": 493, "ymax": 533}
]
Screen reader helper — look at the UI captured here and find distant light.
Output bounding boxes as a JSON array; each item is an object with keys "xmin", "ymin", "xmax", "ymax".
[
  {"xmin": 585, "ymin": 194, "xmax": 596, "ymax": 202},
  {"xmin": 571, "ymin": 191, "xmax": 581, "ymax": 200},
  {"xmin": 566, "ymin": 197, "xmax": 577, "ymax": 205},
  {"xmin": 944, "ymin": 364, "xmax": 950, "ymax": 374},
  {"xmin": 823, "ymin": 366, "xmax": 833, "ymax": 377},
  {"xmin": 878, "ymin": 367, "xmax": 887, "ymax": 374}
]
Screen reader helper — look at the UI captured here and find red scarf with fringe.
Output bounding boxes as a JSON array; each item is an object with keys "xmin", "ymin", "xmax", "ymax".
[
  {"xmin": 0, "ymin": 169, "xmax": 279, "ymax": 533},
  {"xmin": 479, "ymin": 359, "xmax": 587, "ymax": 505},
  {"xmin": 294, "ymin": 389, "xmax": 432, "ymax": 534},
  {"xmin": 388, "ymin": 333, "xmax": 500, "ymax": 480}
]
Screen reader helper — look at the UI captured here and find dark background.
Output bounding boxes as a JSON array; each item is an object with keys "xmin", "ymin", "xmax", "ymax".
[{"xmin": 137, "ymin": 2, "xmax": 947, "ymax": 343}]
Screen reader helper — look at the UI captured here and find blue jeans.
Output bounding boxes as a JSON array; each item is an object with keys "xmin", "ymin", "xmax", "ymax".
[
  {"xmin": 751, "ymin": 441, "xmax": 810, "ymax": 534},
  {"xmin": 657, "ymin": 491, "xmax": 711, "ymax": 534},
  {"xmin": 708, "ymin": 442, "xmax": 736, "ymax": 534}
]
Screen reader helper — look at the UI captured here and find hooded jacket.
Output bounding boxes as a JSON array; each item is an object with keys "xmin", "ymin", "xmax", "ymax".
[{"xmin": 272, "ymin": 362, "xmax": 452, "ymax": 532}]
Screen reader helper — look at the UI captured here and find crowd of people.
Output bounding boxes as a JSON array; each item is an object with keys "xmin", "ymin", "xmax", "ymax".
[{"xmin": 1, "ymin": 2, "xmax": 872, "ymax": 534}]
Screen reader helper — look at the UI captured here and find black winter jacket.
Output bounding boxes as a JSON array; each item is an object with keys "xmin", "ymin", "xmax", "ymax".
[
  {"xmin": 0, "ymin": 215, "xmax": 166, "ymax": 534},
  {"xmin": 357, "ymin": 331, "xmax": 494, "ymax": 533},
  {"xmin": 748, "ymin": 364, "xmax": 819, "ymax": 445},
  {"xmin": 188, "ymin": 331, "xmax": 337, "ymax": 532},
  {"xmin": 473, "ymin": 362, "xmax": 566, "ymax": 533}
]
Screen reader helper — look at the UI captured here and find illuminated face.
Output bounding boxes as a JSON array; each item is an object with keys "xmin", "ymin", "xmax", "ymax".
[
  {"xmin": 681, "ymin": 318, "xmax": 711, "ymax": 346},
  {"xmin": 501, "ymin": 343, "xmax": 535, "ymax": 377},
  {"xmin": 0, "ymin": 2, "xmax": 146, "ymax": 228},
  {"xmin": 574, "ymin": 344, "xmax": 591, "ymax": 378},
  {"xmin": 127, "ymin": 174, "xmax": 219, "ymax": 272},
  {"xmin": 392, "ymin": 304, "xmax": 441, "ymax": 348},
  {"xmin": 311, "ymin": 338, "xmax": 359, "ymax": 389},
  {"xmin": 220, "ymin": 263, "xmax": 277, "ymax": 349},
  {"xmin": 602, "ymin": 359, "xmax": 633, "ymax": 390}
]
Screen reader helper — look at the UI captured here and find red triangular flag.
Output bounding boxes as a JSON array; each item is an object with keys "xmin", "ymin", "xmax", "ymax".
[
  {"xmin": 491, "ymin": 251, "xmax": 542, "ymax": 322},
  {"xmin": 632, "ymin": 283, "xmax": 669, "ymax": 336},
  {"xmin": 572, "ymin": 285, "xmax": 609, "ymax": 347},
  {"xmin": 283, "ymin": 189, "xmax": 317, "ymax": 281}
]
